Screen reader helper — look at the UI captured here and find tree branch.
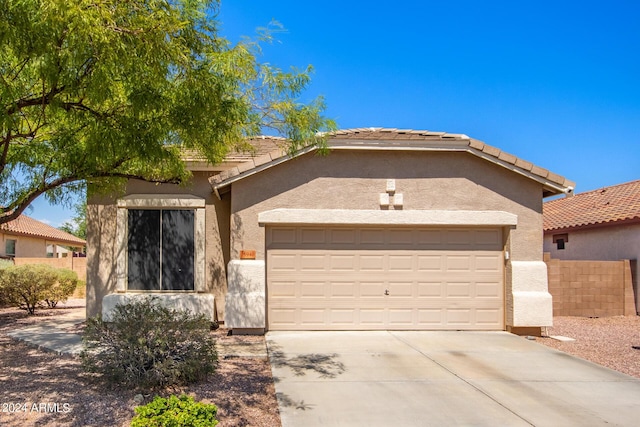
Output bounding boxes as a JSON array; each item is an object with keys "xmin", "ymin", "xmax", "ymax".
[
  {"xmin": 0, "ymin": 171, "xmax": 182, "ymax": 225},
  {"xmin": 6, "ymin": 85, "xmax": 65, "ymax": 116}
]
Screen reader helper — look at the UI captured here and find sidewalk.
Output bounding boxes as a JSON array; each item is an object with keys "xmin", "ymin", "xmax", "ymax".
[{"xmin": 6, "ymin": 300, "xmax": 85, "ymax": 356}]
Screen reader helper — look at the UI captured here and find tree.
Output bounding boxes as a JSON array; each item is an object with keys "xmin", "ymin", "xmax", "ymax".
[
  {"xmin": 0, "ymin": 0, "xmax": 334, "ymax": 224},
  {"xmin": 59, "ymin": 198, "xmax": 86, "ymax": 240}
]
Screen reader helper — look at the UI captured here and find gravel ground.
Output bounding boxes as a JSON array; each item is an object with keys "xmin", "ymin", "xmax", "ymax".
[
  {"xmin": 536, "ymin": 315, "xmax": 640, "ymax": 379},
  {"xmin": 0, "ymin": 302, "xmax": 280, "ymax": 427}
]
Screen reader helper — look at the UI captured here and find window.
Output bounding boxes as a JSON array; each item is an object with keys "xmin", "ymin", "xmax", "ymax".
[
  {"xmin": 116, "ymin": 194, "xmax": 205, "ymax": 293},
  {"xmin": 553, "ymin": 233, "xmax": 568, "ymax": 250},
  {"xmin": 5, "ymin": 239, "xmax": 16, "ymax": 257},
  {"xmin": 127, "ymin": 209, "xmax": 194, "ymax": 291}
]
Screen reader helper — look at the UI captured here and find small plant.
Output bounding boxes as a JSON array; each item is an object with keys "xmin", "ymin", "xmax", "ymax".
[
  {"xmin": 0, "ymin": 264, "xmax": 77, "ymax": 314},
  {"xmin": 81, "ymin": 298, "xmax": 217, "ymax": 390},
  {"xmin": 131, "ymin": 395, "xmax": 219, "ymax": 427}
]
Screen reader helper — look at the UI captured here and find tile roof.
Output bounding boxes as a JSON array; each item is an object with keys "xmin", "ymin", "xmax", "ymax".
[
  {"xmin": 1, "ymin": 215, "xmax": 86, "ymax": 247},
  {"xmin": 543, "ymin": 179, "xmax": 640, "ymax": 231},
  {"xmin": 208, "ymin": 127, "xmax": 575, "ymax": 196},
  {"xmin": 182, "ymin": 136, "xmax": 287, "ymax": 164}
]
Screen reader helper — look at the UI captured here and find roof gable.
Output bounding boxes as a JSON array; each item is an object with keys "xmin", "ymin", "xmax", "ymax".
[
  {"xmin": 1, "ymin": 215, "xmax": 86, "ymax": 247},
  {"xmin": 209, "ymin": 128, "xmax": 575, "ymax": 198},
  {"xmin": 544, "ymin": 179, "xmax": 640, "ymax": 232}
]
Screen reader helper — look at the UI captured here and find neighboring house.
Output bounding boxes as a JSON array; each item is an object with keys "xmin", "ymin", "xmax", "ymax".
[
  {"xmin": 87, "ymin": 128, "xmax": 575, "ymax": 335},
  {"xmin": 543, "ymin": 179, "xmax": 640, "ymax": 310},
  {"xmin": 0, "ymin": 215, "xmax": 86, "ymax": 258}
]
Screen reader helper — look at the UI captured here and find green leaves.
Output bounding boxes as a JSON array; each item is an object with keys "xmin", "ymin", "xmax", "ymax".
[{"xmin": 0, "ymin": 0, "xmax": 334, "ymax": 223}]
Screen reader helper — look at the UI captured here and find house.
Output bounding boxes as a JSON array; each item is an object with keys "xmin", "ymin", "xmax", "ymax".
[
  {"xmin": 87, "ymin": 128, "xmax": 575, "ymax": 335},
  {"xmin": 1, "ymin": 214, "xmax": 86, "ymax": 258},
  {"xmin": 543, "ymin": 179, "xmax": 640, "ymax": 312}
]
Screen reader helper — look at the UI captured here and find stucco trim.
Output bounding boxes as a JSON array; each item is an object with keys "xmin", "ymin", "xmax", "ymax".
[
  {"xmin": 258, "ymin": 209, "xmax": 518, "ymax": 226},
  {"xmin": 117, "ymin": 194, "xmax": 206, "ymax": 209},
  {"xmin": 116, "ymin": 194, "xmax": 206, "ymax": 292}
]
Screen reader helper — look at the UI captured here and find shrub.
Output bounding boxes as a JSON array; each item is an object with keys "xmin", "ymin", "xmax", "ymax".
[
  {"xmin": 0, "ymin": 259, "xmax": 14, "ymax": 270},
  {"xmin": 0, "ymin": 264, "xmax": 77, "ymax": 314},
  {"xmin": 43, "ymin": 268, "xmax": 79, "ymax": 308},
  {"xmin": 81, "ymin": 298, "xmax": 218, "ymax": 390},
  {"xmin": 131, "ymin": 395, "xmax": 219, "ymax": 427}
]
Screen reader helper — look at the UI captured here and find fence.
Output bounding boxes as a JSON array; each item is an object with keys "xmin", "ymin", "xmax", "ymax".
[
  {"xmin": 12, "ymin": 257, "xmax": 87, "ymax": 282},
  {"xmin": 545, "ymin": 253, "xmax": 635, "ymax": 317}
]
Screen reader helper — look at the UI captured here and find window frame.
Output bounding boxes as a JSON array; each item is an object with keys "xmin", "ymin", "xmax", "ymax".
[
  {"xmin": 5, "ymin": 239, "xmax": 16, "ymax": 257},
  {"xmin": 116, "ymin": 195, "xmax": 206, "ymax": 293},
  {"xmin": 552, "ymin": 233, "xmax": 568, "ymax": 251}
]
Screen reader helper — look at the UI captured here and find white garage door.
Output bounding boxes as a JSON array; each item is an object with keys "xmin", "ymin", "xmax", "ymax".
[{"xmin": 266, "ymin": 226, "xmax": 504, "ymax": 331}]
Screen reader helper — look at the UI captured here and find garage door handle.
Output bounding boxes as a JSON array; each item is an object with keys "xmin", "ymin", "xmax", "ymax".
[{"xmin": 384, "ymin": 289, "xmax": 389, "ymax": 295}]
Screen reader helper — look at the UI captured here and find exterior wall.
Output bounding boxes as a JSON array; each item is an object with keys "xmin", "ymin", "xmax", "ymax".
[
  {"xmin": 230, "ymin": 150, "xmax": 544, "ymax": 261},
  {"xmin": 543, "ymin": 223, "xmax": 640, "ymax": 311},
  {"xmin": 545, "ymin": 254, "xmax": 636, "ymax": 317},
  {"xmin": 86, "ymin": 172, "xmax": 230, "ymax": 319},
  {"xmin": 0, "ymin": 233, "xmax": 48, "ymax": 258},
  {"xmin": 229, "ymin": 150, "xmax": 550, "ymax": 329},
  {"xmin": 13, "ymin": 257, "xmax": 87, "ymax": 281}
]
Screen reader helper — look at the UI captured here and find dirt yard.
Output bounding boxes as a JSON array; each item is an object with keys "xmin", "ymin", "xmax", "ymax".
[{"xmin": 0, "ymin": 303, "xmax": 280, "ymax": 427}]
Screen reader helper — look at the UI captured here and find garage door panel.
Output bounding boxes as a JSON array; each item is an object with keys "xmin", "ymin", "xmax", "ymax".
[
  {"xmin": 267, "ymin": 226, "xmax": 504, "ymax": 331},
  {"xmin": 360, "ymin": 255, "xmax": 385, "ymax": 271},
  {"xmin": 299, "ymin": 282, "xmax": 325, "ymax": 298},
  {"xmin": 417, "ymin": 282, "xmax": 444, "ymax": 298}
]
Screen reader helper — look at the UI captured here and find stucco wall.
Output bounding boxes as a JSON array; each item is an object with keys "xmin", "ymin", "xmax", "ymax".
[
  {"xmin": 543, "ymin": 223, "xmax": 640, "ymax": 312},
  {"xmin": 86, "ymin": 172, "xmax": 230, "ymax": 319},
  {"xmin": 1, "ymin": 233, "xmax": 48, "ymax": 258},
  {"xmin": 230, "ymin": 150, "xmax": 544, "ymax": 261},
  {"xmin": 229, "ymin": 150, "xmax": 549, "ymax": 329}
]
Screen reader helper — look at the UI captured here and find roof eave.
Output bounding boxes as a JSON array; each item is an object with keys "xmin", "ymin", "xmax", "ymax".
[
  {"xmin": 544, "ymin": 216, "xmax": 640, "ymax": 234},
  {"xmin": 209, "ymin": 137, "xmax": 575, "ymax": 198}
]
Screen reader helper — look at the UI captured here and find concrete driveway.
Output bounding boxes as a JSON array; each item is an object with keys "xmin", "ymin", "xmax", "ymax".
[{"xmin": 266, "ymin": 331, "xmax": 640, "ymax": 426}]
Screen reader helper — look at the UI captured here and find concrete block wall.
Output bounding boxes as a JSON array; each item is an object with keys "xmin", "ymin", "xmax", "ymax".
[
  {"xmin": 13, "ymin": 257, "xmax": 87, "ymax": 282},
  {"xmin": 545, "ymin": 253, "xmax": 636, "ymax": 317}
]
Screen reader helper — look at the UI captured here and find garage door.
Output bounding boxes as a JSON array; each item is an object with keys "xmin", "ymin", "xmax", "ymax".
[{"xmin": 266, "ymin": 226, "xmax": 504, "ymax": 331}]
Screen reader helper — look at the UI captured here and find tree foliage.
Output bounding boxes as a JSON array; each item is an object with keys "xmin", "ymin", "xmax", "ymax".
[
  {"xmin": 0, "ymin": 0, "xmax": 334, "ymax": 224},
  {"xmin": 59, "ymin": 198, "xmax": 86, "ymax": 240}
]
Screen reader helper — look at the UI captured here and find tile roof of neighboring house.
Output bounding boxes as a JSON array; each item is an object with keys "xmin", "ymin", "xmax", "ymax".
[
  {"xmin": 208, "ymin": 127, "xmax": 575, "ymax": 197},
  {"xmin": 182, "ymin": 136, "xmax": 287, "ymax": 169},
  {"xmin": 543, "ymin": 179, "xmax": 640, "ymax": 232},
  {"xmin": 1, "ymin": 215, "xmax": 86, "ymax": 247}
]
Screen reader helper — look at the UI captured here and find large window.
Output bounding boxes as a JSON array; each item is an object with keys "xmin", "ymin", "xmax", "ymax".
[
  {"xmin": 116, "ymin": 195, "xmax": 205, "ymax": 293},
  {"xmin": 127, "ymin": 209, "xmax": 195, "ymax": 291}
]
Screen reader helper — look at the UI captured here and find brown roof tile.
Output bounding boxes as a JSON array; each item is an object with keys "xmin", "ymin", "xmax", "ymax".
[
  {"xmin": 543, "ymin": 179, "xmax": 640, "ymax": 231},
  {"xmin": 1, "ymin": 215, "xmax": 86, "ymax": 246},
  {"xmin": 203, "ymin": 127, "xmax": 574, "ymax": 196}
]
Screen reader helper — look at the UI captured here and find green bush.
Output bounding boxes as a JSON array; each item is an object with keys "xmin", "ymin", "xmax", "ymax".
[
  {"xmin": 131, "ymin": 395, "xmax": 218, "ymax": 427},
  {"xmin": 0, "ymin": 259, "xmax": 14, "ymax": 270},
  {"xmin": 0, "ymin": 264, "xmax": 77, "ymax": 314},
  {"xmin": 81, "ymin": 298, "xmax": 217, "ymax": 390},
  {"xmin": 44, "ymin": 268, "xmax": 79, "ymax": 308}
]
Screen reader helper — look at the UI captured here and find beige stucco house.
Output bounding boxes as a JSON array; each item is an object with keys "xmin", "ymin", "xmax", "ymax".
[
  {"xmin": 1, "ymin": 215, "xmax": 86, "ymax": 259},
  {"xmin": 544, "ymin": 179, "xmax": 640, "ymax": 311},
  {"xmin": 87, "ymin": 128, "xmax": 575, "ymax": 335}
]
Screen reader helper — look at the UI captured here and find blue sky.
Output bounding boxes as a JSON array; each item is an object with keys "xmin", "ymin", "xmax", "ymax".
[{"xmin": 30, "ymin": 0, "xmax": 640, "ymax": 227}]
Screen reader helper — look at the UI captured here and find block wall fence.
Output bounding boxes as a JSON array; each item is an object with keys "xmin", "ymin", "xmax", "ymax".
[
  {"xmin": 544, "ymin": 253, "xmax": 636, "ymax": 317},
  {"xmin": 12, "ymin": 257, "xmax": 87, "ymax": 282}
]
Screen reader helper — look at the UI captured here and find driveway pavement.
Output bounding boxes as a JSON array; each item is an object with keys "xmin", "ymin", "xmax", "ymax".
[{"xmin": 267, "ymin": 331, "xmax": 640, "ymax": 426}]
